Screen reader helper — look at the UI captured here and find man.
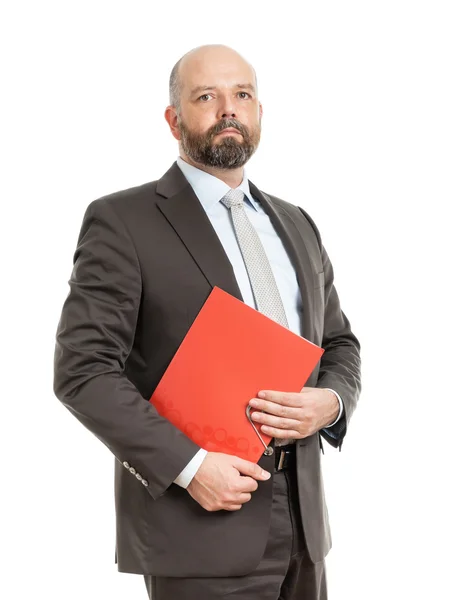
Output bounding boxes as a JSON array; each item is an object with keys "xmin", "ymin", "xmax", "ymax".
[{"xmin": 54, "ymin": 44, "xmax": 361, "ymax": 600}]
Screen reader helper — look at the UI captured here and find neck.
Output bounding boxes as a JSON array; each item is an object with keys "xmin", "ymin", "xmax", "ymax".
[{"xmin": 179, "ymin": 152, "xmax": 244, "ymax": 189}]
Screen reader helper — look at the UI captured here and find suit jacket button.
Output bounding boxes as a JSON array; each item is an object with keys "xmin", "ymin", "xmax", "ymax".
[
  {"xmin": 123, "ymin": 461, "xmax": 130, "ymax": 469},
  {"xmin": 142, "ymin": 479, "xmax": 149, "ymax": 487},
  {"xmin": 136, "ymin": 473, "xmax": 143, "ymax": 481},
  {"xmin": 129, "ymin": 467, "xmax": 136, "ymax": 475}
]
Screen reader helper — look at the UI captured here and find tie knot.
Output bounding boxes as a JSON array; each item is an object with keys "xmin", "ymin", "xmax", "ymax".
[{"xmin": 221, "ymin": 188, "xmax": 245, "ymax": 209}]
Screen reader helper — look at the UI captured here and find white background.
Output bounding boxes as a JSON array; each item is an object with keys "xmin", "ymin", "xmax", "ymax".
[{"xmin": 1, "ymin": 1, "xmax": 449, "ymax": 598}]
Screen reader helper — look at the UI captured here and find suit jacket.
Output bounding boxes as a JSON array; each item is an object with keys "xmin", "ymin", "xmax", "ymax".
[{"xmin": 53, "ymin": 161, "xmax": 361, "ymax": 576}]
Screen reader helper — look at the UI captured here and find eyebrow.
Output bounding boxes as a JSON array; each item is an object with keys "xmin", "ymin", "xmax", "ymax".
[{"xmin": 190, "ymin": 83, "xmax": 256, "ymax": 97}]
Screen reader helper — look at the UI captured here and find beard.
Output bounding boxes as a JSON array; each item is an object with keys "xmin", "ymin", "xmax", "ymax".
[{"xmin": 178, "ymin": 117, "xmax": 261, "ymax": 169}]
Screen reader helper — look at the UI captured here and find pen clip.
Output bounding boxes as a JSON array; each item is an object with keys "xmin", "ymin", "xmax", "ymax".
[{"xmin": 246, "ymin": 405, "xmax": 274, "ymax": 456}]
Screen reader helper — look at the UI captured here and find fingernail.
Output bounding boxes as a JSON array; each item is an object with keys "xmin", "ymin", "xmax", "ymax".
[
  {"xmin": 262, "ymin": 471, "xmax": 271, "ymax": 479},
  {"xmin": 258, "ymin": 391, "xmax": 266, "ymax": 398}
]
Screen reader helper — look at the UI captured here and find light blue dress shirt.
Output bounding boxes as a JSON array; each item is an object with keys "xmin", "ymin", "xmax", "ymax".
[{"xmin": 173, "ymin": 157, "xmax": 343, "ymax": 487}]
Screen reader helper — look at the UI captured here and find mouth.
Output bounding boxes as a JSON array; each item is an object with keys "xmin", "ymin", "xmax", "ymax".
[{"xmin": 216, "ymin": 128, "xmax": 242, "ymax": 136}]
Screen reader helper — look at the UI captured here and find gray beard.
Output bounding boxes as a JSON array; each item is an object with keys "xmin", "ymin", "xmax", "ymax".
[{"xmin": 178, "ymin": 118, "xmax": 260, "ymax": 169}]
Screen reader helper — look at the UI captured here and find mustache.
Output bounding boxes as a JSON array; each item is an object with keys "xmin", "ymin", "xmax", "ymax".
[{"xmin": 208, "ymin": 118, "xmax": 248, "ymax": 138}]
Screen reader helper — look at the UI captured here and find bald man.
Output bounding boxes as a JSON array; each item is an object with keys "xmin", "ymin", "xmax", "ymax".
[{"xmin": 54, "ymin": 45, "xmax": 361, "ymax": 600}]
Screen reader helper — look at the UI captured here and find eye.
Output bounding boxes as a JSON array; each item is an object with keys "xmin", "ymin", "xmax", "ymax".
[
  {"xmin": 199, "ymin": 94, "xmax": 212, "ymax": 102},
  {"xmin": 238, "ymin": 92, "xmax": 251, "ymax": 99}
]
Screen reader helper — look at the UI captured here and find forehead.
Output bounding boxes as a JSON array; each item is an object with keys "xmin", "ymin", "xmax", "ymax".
[{"xmin": 179, "ymin": 49, "xmax": 256, "ymax": 94}]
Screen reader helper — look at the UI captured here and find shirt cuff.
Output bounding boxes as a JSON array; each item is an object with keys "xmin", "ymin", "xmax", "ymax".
[
  {"xmin": 173, "ymin": 448, "xmax": 208, "ymax": 488},
  {"xmin": 322, "ymin": 388, "xmax": 344, "ymax": 428}
]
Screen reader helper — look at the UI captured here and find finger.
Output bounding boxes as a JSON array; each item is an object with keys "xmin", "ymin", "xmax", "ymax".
[
  {"xmin": 235, "ymin": 476, "xmax": 258, "ymax": 493},
  {"xmin": 235, "ymin": 492, "xmax": 252, "ymax": 504},
  {"xmin": 225, "ymin": 504, "xmax": 243, "ymax": 511},
  {"xmin": 249, "ymin": 398, "xmax": 299, "ymax": 417},
  {"xmin": 232, "ymin": 457, "xmax": 271, "ymax": 480},
  {"xmin": 260, "ymin": 425, "xmax": 301, "ymax": 439},
  {"xmin": 251, "ymin": 412, "xmax": 300, "ymax": 431},
  {"xmin": 257, "ymin": 390, "xmax": 300, "ymax": 407}
]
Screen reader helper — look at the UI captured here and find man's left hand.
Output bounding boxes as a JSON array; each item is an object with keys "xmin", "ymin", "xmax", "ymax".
[{"xmin": 248, "ymin": 387, "xmax": 340, "ymax": 440}]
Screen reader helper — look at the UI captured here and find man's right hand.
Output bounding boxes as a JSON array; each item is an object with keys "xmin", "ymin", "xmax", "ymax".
[{"xmin": 186, "ymin": 452, "xmax": 271, "ymax": 512}]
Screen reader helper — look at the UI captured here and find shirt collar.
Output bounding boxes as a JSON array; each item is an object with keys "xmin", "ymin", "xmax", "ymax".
[{"xmin": 176, "ymin": 157, "xmax": 261, "ymax": 214}]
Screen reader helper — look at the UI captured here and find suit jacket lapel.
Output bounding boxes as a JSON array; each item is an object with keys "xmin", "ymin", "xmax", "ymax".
[
  {"xmin": 249, "ymin": 182, "xmax": 315, "ymax": 342},
  {"xmin": 155, "ymin": 162, "xmax": 244, "ymax": 302}
]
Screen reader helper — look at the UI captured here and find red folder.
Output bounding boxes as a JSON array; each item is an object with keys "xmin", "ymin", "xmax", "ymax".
[{"xmin": 149, "ymin": 287, "xmax": 324, "ymax": 463}]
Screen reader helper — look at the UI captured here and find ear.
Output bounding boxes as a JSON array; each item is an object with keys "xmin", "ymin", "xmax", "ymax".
[
  {"xmin": 164, "ymin": 106, "xmax": 181, "ymax": 141},
  {"xmin": 259, "ymin": 102, "xmax": 263, "ymax": 119}
]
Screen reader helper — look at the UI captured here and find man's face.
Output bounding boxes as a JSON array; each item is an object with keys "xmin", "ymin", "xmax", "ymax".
[{"xmin": 173, "ymin": 49, "xmax": 262, "ymax": 169}]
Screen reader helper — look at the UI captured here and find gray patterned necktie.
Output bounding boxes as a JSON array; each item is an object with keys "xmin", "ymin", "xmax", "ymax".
[
  {"xmin": 221, "ymin": 188, "xmax": 292, "ymax": 447},
  {"xmin": 221, "ymin": 189, "xmax": 289, "ymax": 327}
]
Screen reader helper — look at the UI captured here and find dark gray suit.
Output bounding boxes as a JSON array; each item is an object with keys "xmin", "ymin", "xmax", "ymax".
[{"xmin": 54, "ymin": 162, "xmax": 361, "ymax": 581}]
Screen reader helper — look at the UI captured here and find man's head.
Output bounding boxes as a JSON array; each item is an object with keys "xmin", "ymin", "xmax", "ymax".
[{"xmin": 165, "ymin": 45, "xmax": 262, "ymax": 170}]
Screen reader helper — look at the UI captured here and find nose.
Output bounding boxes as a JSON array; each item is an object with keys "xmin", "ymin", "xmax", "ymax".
[
  {"xmin": 217, "ymin": 92, "xmax": 237, "ymax": 119},
  {"xmin": 221, "ymin": 109, "xmax": 236, "ymax": 118}
]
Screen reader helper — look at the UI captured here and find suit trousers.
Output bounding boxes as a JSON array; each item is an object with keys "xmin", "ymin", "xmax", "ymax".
[{"xmin": 143, "ymin": 465, "xmax": 327, "ymax": 600}]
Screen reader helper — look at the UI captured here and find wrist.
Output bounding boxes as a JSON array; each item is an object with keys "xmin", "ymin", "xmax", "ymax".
[{"xmin": 322, "ymin": 389, "xmax": 340, "ymax": 427}]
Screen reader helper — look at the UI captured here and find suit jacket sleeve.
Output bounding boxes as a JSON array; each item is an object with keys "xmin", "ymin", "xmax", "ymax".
[
  {"xmin": 53, "ymin": 199, "xmax": 200, "ymax": 499},
  {"xmin": 300, "ymin": 208, "xmax": 362, "ymax": 450}
]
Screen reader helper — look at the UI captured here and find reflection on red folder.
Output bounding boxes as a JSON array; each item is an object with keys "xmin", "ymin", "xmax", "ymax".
[{"xmin": 149, "ymin": 287, "xmax": 324, "ymax": 463}]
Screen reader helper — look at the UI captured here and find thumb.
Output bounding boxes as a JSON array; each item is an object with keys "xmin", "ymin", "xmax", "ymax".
[{"xmin": 232, "ymin": 456, "xmax": 271, "ymax": 480}]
